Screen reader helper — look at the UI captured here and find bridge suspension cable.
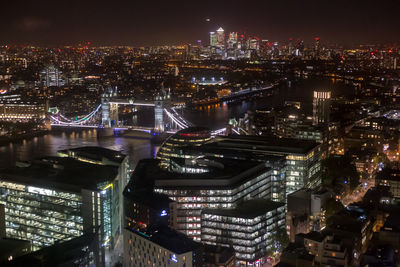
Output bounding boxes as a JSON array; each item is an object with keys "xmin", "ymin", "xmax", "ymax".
[
  {"xmin": 50, "ymin": 104, "xmax": 102, "ymax": 125},
  {"xmin": 163, "ymin": 108, "xmax": 188, "ymax": 129}
]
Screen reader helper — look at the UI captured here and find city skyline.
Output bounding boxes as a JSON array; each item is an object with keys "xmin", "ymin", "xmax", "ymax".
[
  {"xmin": 1, "ymin": 1, "xmax": 400, "ymax": 266},
  {"xmin": 1, "ymin": 0, "xmax": 400, "ymax": 46}
]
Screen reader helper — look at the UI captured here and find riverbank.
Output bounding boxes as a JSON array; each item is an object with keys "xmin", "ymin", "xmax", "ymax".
[{"xmin": 0, "ymin": 130, "xmax": 50, "ymax": 146}]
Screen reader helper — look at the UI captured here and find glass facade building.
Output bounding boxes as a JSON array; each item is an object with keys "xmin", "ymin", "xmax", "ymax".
[
  {"xmin": 201, "ymin": 199, "xmax": 285, "ymax": 266},
  {"xmin": 58, "ymin": 146, "xmax": 131, "ymax": 238},
  {"xmin": 129, "ymin": 128, "xmax": 295, "ymax": 266},
  {"xmin": 124, "ymin": 226, "xmax": 203, "ymax": 267},
  {"xmin": 0, "ymin": 156, "xmax": 122, "ymax": 266},
  {"xmin": 157, "ymin": 127, "xmax": 212, "ymax": 171},
  {"xmin": 210, "ymin": 135, "xmax": 322, "ymax": 197},
  {"xmin": 0, "ymin": 182, "xmax": 83, "ymax": 249},
  {"xmin": 154, "ymin": 164, "xmax": 274, "ymax": 241}
]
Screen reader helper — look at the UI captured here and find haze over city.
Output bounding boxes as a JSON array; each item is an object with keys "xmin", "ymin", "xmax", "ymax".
[{"xmin": 1, "ymin": 0, "xmax": 400, "ymax": 45}]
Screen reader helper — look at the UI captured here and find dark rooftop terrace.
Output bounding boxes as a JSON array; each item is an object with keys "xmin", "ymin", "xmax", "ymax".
[
  {"xmin": 127, "ymin": 225, "xmax": 201, "ymax": 255},
  {"xmin": 0, "ymin": 157, "xmax": 119, "ymax": 192},
  {"xmin": 213, "ymin": 135, "xmax": 320, "ymax": 155},
  {"xmin": 58, "ymin": 146, "xmax": 126, "ymax": 164},
  {"xmin": 131, "ymin": 158, "xmax": 270, "ymax": 190}
]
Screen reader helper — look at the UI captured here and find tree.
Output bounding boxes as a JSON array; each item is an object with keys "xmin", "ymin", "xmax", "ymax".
[
  {"xmin": 323, "ymin": 197, "xmax": 344, "ymax": 219},
  {"xmin": 321, "ymin": 155, "xmax": 360, "ymax": 194},
  {"xmin": 271, "ymin": 227, "xmax": 289, "ymax": 255}
]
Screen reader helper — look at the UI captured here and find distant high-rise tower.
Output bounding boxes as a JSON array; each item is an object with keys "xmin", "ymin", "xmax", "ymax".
[
  {"xmin": 312, "ymin": 90, "xmax": 331, "ymax": 125},
  {"xmin": 209, "ymin": 32, "xmax": 218, "ymax": 47},
  {"xmin": 314, "ymin": 37, "xmax": 320, "ymax": 58},
  {"xmin": 216, "ymin": 27, "xmax": 225, "ymax": 47},
  {"xmin": 41, "ymin": 65, "xmax": 65, "ymax": 87},
  {"xmin": 228, "ymin": 32, "xmax": 238, "ymax": 47}
]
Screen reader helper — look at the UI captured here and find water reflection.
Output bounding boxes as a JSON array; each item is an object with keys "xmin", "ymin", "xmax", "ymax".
[
  {"xmin": 0, "ymin": 130, "xmax": 153, "ymax": 169},
  {"xmin": 0, "ymin": 78, "xmax": 359, "ymax": 168}
]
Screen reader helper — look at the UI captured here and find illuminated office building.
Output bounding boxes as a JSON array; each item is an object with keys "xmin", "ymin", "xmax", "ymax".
[
  {"xmin": 134, "ymin": 128, "xmax": 286, "ymax": 240},
  {"xmin": 312, "ymin": 90, "xmax": 331, "ymax": 126},
  {"xmin": 157, "ymin": 127, "xmax": 212, "ymax": 171},
  {"xmin": 210, "ymin": 135, "xmax": 322, "ymax": 196},
  {"xmin": 228, "ymin": 32, "xmax": 238, "ymax": 46},
  {"xmin": 216, "ymin": 27, "xmax": 225, "ymax": 47},
  {"xmin": 124, "ymin": 225, "xmax": 203, "ymax": 267},
  {"xmin": 40, "ymin": 65, "xmax": 65, "ymax": 87},
  {"xmin": 130, "ymin": 128, "xmax": 319, "ymax": 266},
  {"xmin": 210, "ymin": 32, "xmax": 218, "ymax": 47},
  {"xmin": 130, "ymin": 156, "xmax": 284, "ymax": 266},
  {"xmin": 130, "ymin": 129, "xmax": 323, "ymax": 265},
  {"xmin": 201, "ymin": 199, "xmax": 285, "ymax": 265},
  {"xmin": 0, "ymin": 94, "xmax": 46, "ymax": 121},
  {"xmin": 57, "ymin": 146, "xmax": 131, "ymax": 237},
  {"xmin": 248, "ymin": 38, "xmax": 260, "ymax": 50},
  {"xmin": 0, "ymin": 157, "xmax": 122, "ymax": 266},
  {"xmin": 152, "ymin": 161, "xmax": 274, "ymax": 241}
]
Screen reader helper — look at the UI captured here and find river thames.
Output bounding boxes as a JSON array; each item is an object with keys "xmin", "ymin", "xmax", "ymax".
[{"xmin": 0, "ymin": 78, "xmax": 359, "ymax": 168}]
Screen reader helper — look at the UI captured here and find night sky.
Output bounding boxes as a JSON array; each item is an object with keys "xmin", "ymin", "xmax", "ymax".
[{"xmin": 1, "ymin": 0, "xmax": 399, "ymax": 46}]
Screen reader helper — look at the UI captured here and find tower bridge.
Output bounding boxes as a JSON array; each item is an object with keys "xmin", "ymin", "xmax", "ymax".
[{"xmin": 49, "ymin": 86, "xmax": 205, "ymax": 136}]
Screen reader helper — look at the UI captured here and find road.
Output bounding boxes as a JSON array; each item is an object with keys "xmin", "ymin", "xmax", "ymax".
[{"xmin": 341, "ymin": 178, "xmax": 375, "ymax": 207}]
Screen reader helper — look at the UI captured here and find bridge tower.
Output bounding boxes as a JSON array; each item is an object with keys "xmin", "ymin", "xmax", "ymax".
[
  {"xmin": 154, "ymin": 83, "xmax": 171, "ymax": 133},
  {"xmin": 101, "ymin": 86, "xmax": 118, "ymax": 127}
]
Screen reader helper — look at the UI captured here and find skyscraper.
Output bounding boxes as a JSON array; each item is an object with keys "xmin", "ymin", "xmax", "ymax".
[
  {"xmin": 209, "ymin": 32, "xmax": 217, "ymax": 47},
  {"xmin": 0, "ymin": 155, "xmax": 124, "ymax": 266},
  {"xmin": 312, "ymin": 90, "xmax": 331, "ymax": 125},
  {"xmin": 314, "ymin": 37, "xmax": 321, "ymax": 58},
  {"xmin": 216, "ymin": 27, "xmax": 225, "ymax": 47},
  {"xmin": 227, "ymin": 32, "xmax": 238, "ymax": 48},
  {"xmin": 248, "ymin": 37, "xmax": 260, "ymax": 50},
  {"xmin": 40, "ymin": 65, "xmax": 65, "ymax": 87}
]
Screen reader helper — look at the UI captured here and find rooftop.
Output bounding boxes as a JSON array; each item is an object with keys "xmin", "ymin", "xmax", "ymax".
[
  {"xmin": 127, "ymin": 226, "xmax": 201, "ymax": 255},
  {"xmin": 376, "ymin": 168, "xmax": 400, "ymax": 182},
  {"xmin": 0, "ymin": 157, "xmax": 119, "ymax": 192},
  {"xmin": 213, "ymin": 135, "xmax": 320, "ymax": 155},
  {"xmin": 203, "ymin": 198, "xmax": 285, "ymax": 219},
  {"xmin": 176, "ymin": 127, "xmax": 210, "ymax": 134},
  {"xmin": 5, "ymin": 233, "xmax": 97, "ymax": 267},
  {"xmin": 57, "ymin": 146, "xmax": 126, "ymax": 164},
  {"xmin": 297, "ymin": 231, "xmax": 325, "ymax": 243},
  {"xmin": 123, "ymin": 189, "xmax": 174, "ymax": 210},
  {"xmin": 288, "ymin": 188, "xmax": 313, "ymax": 199},
  {"xmin": 0, "ymin": 238, "xmax": 30, "ymax": 262},
  {"xmin": 131, "ymin": 158, "xmax": 270, "ymax": 190},
  {"xmin": 185, "ymin": 143, "xmax": 286, "ymax": 164},
  {"xmin": 382, "ymin": 213, "xmax": 400, "ymax": 232}
]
